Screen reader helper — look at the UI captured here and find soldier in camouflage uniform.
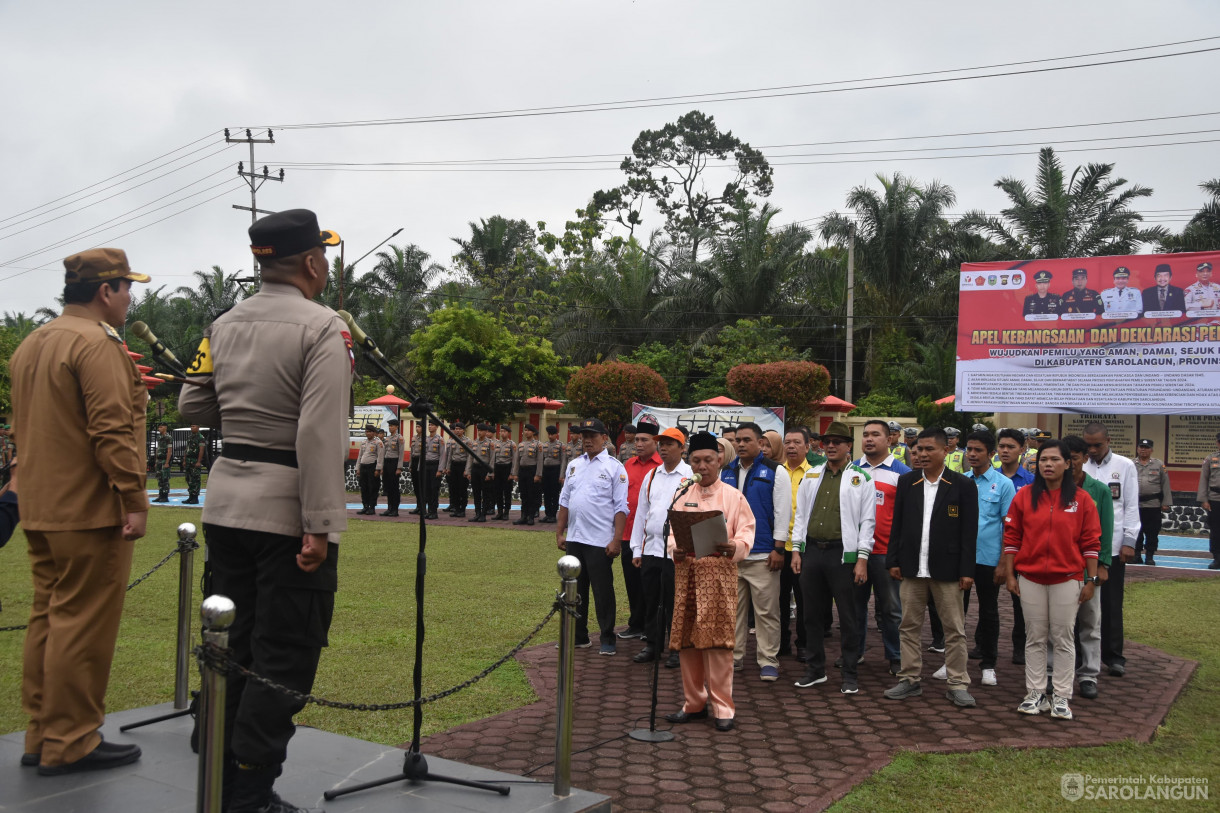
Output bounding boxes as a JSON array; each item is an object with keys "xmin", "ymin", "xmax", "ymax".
[
  {"xmin": 152, "ymin": 423, "xmax": 173, "ymax": 502},
  {"xmin": 183, "ymin": 424, "xmax": 205, "ymax": 504}
]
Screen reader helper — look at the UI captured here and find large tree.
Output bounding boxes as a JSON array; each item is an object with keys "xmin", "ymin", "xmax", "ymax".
[
  {"xmin": 565, "ymin": 361, "xmax": 670, "ymax": 440},
  {"xmin": 452, "ymin": 215, "xmax": 538, "ymax": 297},
  {"xmin": 593, "ymin": 110, "xmax": 772, "ymax": 258},
  {"xmin": 958, "ymin": 147, "xmax": 1166, "ymax": 259},
  {"xmin": 407, "ymin": 307, "xmax": 569, "ymax": 423}
]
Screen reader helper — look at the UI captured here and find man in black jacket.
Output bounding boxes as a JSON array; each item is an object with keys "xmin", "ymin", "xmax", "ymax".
[{"xmin": 883, "ymin": 427, "xmax": 979, "ymax": 708}]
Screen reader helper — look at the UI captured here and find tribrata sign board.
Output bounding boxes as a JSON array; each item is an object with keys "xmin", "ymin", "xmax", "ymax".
[
  {"xmin": 632, "ymin": 403, "xmax": 786, "ymax": 436},
  {"xmin": 955, "ymin": 250, "xmax": 1220, "ymax": 414}
]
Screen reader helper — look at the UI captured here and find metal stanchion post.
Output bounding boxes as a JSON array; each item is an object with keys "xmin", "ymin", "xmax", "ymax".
[
  {"xmin": 553, "ymin": 555, "xmax": 581, "ymax": 799},
  {"xmin": 175, "ymin": 523, "xmax": 197, "ymax": 709},
  {"xmin": 197, "ymin": 595, "xmax": 236, "ymax": 813}
]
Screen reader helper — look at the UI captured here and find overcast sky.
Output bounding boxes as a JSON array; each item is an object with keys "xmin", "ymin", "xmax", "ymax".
[{"xmin": 3, "ymin": 0, "xmax": 1218, "ymax": 316}]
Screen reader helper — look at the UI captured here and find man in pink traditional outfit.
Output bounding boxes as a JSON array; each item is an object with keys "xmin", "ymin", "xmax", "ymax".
[{"xmin": 665, "ymin": 431, "xmax": 756, "ymax": 732}]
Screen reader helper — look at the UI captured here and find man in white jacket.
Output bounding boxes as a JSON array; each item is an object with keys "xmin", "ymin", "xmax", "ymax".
[{"xmin": 790, "ymin": 421, "xmax": 876, "ymax": 695}]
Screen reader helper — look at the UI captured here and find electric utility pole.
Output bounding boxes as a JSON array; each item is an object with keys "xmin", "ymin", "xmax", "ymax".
[{"xmin": 226, "ymin": 128, "xmax": 283, "ymax": 275}]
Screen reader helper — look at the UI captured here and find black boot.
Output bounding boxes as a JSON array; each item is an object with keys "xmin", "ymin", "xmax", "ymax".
[
  {"xmin": 512, "ymin": 515, "xmax": 529, "ymax": 525},
  {"xmin": 469, "ymin": 511, "xmax": 485, "ymax": 523},
  {"xmin": 229, "ymin": 764, "xmax": 304, "ymax": 813}
]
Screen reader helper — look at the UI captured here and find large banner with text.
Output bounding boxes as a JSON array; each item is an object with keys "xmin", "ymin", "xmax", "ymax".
[
  {"xmin": 632, "ymin": 403, "xmax": 786, "ymax": 436},
  {"xmin": 955, "ymin": 250, "xmax": 1220, "ymax": 414}
]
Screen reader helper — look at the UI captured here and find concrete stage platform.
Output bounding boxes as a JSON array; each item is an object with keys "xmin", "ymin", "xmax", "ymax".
[{"xmin": 2, "ymin": 703, "xmax": 609, "ymax": 813}]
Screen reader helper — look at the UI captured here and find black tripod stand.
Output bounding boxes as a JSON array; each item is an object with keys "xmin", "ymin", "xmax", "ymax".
[{"xmin": 324, "ymin": 312, "xmax": 509, "ymax": 802}]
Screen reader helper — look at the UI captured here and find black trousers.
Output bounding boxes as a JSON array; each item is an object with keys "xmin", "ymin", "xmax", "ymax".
[
  {"xmin": 960, "ymin": 564, "xmax": 1000, "ymax": 670},
  {"xmin": 799, "ymin": 545, "xmax": 860, "ymax": 679},
  {"xmin": 494, "ymin": 463, "xmax": 513, "ymax": 514},
  {"xmin": 541, "ymin": 466, "xmax": 561, "ymax": 518},
  {"xmin": 418, "ymin": 461, "xmax": 440, "ymax": 513},
  {"xmin": 620, "ymin": 546, "xmax": 644, "ymax": 632},
  {"xmin": 470, "ymin": 466, "xmax": 492, "ymax": 515},
  {"xmin": 409, "ymin": 461, "xmax": 422, "ymax": 505},
  {"xmin": 1101, "ymin": 558, "xmax": 1126, "ymax": 667},
  {"xmin": 640, "ymin": 555, "xmax": 674, "ymax": 648},
  {"xmin": 517, "ymin": 472, "xmax": 538, "ymax": 518},
  {"xmin": 1136, "ymin": 506, "xmax": 1162, "ymax": 558},
  {"xmin": 447, "ymin": 463, "xmax": 468, "ymax": 511},
  {"xmin": 779, "ymin": 550, "xmax": 806, "ymax": 651},
  {"xmin": 1211, "ymin": 507, "xmax": 1220, "ymax": 561},
  {"xmin": 358, "ymin": 463, "xmax": 378, "ymax": 510},
  {"xmin": 567, "ymin": 540, "xmax": 617, "ymax": 646},
  {"xmin": 1010, "ymin": 590, "xmax": 1026, "ymax": 653},
  {"xmin": 202, "ymin": 524, "xmax": 337, "ymax": 767},
  {"xmin": 382, "ymin": 458, "xmax": 401, "ymax": 511}
]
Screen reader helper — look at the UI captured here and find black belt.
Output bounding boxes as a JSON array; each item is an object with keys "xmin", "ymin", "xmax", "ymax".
[
  {"xmin": 222, "ymin": 443, "xmax": 298, "ymax": 468},
  {"xmin": 806, "ymin": 537, "xmax": 843, "ymax": 549}
]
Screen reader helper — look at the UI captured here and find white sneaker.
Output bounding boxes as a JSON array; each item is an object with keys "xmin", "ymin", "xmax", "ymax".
[
  {"xmin": 982, "ymin": 668, "xmax": 997, "ymax": 686},
  {"xmin": 932, "ymin": 664, "xmax": 948, "ymax": 680},
  {"xmin": 1017, "ymin": 690, "xmax": 1048, "ymax": 715},
  {"xmin": 1050, "ymin": 694, "xmax": 1073, "ymax": 720}
]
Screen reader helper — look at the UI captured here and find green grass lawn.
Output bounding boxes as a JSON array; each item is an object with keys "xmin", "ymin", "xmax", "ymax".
[
  {"xmin": 831, "ymin": 576, "xmax": 1220, "ymax": 812},
  {"xmin": 0, "ymin": 509, "xmax": 610, "ymax": 745}
]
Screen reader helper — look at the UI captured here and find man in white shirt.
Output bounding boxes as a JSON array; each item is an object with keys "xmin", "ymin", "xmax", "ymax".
[
  {"xmin": 722, "ymin": 424, "xmax": 791, "ymax": 682},
  {"xmin": 1081, "ymin": 421, "xmax": 1139, "ymax": 677},
  {"xmin": 630, "ymin": 427, "xmax": 694, "ymax": 666}
]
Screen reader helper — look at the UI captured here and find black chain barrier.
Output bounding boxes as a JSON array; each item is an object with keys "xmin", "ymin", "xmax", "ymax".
[
  {"xmin": 193, "ymin": 598, "xmax": 582, "ymax": 712},
  {"xmin": 0, "ymin": 538, "xmax": 195, "ymax": 633}
]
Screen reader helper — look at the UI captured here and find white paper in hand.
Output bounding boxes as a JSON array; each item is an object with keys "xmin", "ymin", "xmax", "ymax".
[{"xmin": 689, "ymin": 513, "xmax": 728, "ymax": 558}]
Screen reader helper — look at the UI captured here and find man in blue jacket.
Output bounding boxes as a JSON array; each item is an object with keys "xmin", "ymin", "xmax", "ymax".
[{"xmin": 722, "ymin": 424, "xmax": 791, "ymax": 682}]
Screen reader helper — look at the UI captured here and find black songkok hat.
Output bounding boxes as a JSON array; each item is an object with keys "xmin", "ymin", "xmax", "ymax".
[{"xmin": 688, "ymin": 431, "xmax": 719, "ymax": 454}]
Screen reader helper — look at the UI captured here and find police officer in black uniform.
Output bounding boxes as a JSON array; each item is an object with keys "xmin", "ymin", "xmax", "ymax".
[
  {"xmin": 1060, "ymin": 267, "xmax": 1104, "ymax": 315},
  {"xmin": 1023, "ymin": 269, "xmax": 1063, "ymax": 316}
]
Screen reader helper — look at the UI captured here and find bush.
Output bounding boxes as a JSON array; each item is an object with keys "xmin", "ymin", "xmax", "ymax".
[
  {"xmin": 726, "ymin": 361, "xmax": 831, "ymax": 426},
  {"xmin": 566, "ymin": 361, "xmax": 670, "ymax": 438}
]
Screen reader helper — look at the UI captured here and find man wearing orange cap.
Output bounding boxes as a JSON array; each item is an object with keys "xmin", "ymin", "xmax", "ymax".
[{"xmin": 11, "ymin": 248, "xmax": 151, "ymax": 775}]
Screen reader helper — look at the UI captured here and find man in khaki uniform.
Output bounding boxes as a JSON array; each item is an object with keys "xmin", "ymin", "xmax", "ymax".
[
  {"xmin": 511, "ymin": 423, "xmax": 543, "ymax": 525},
  {"xmin": 356, "ymin": 425, "xmax": 384, "ymax": 515},
  {"xmin": 179, "ymin": 208, "xmax": 352, "ymax": 812},
  {"xmin": 1134, "ymin": 439, "xmax": 1172, "ymax": 566},
  {"xmin": 421, "ymin": 422, "xmax": 445, "ymax": 519},
  {"xmin": 538, "ymin": 425, "xmax": 568, "ymax": 523},
  {"xmin": 442, "ymin": 421, "xmax": 469, "ymax": 517},
  {"xmin": 1199, "ymin": 432, "xmax": 1220, "ymax": 570},
  {"xmin": 380, "ymin": 418, "xmax": 404, "ymax": 517},
  {"xmin": 11, "ymin": 247, "xmax": 150, "ymax": 774},
  {"xmin": 493, "ymin": 424, "xmax": 516, "ymax": 520},
  {"xmin": 466, "ymin": 423, "xmax": 497, "ymax": 522}
]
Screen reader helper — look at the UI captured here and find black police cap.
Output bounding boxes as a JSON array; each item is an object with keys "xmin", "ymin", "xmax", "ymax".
[{"xmin": 249, "ymin": 209, "xmax": 340, "ymax": 260}]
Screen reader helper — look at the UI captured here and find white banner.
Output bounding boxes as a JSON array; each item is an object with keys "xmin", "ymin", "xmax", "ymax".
[{"xmin": 632, "ymin": 403, "xmax": 786, "ymax": 436}]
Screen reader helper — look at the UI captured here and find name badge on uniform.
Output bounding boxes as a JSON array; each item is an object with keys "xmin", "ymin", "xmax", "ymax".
[
  {"xmin": 875, "ymin": 491, "xmax": 885, "ymax": 505},
  {"xmin": 1109, "ymin": 482, "xmax": 1121, "ymax": 500},
  {"xmin": 684, "ymin": 502, "xmax": 699, "ymax": 507},
  {"xmin": 947, "ymin": 504, "xmax": 959, "ymax": 517},
  {"xmin": 806, "ymin": 471, "xmax": 820, "ymax": 479}
]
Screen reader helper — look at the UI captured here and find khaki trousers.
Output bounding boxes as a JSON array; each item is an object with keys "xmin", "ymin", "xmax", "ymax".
[
  {"xmin": 679, "ymin": 648, "xmax": 735, "ymax": 719},
  {"xmin": 22, "ymin": 527, "xmax": 134, "ymax": 765},
  {"xmin": 898, "ymin": 576, "xmax": 970, "ymax": 688},
  {"xmin": 1019, "ymin": 576, "xmax": 1082, "ymax": 700},
  {"xmin": 734, "ymin": 558, "xmax": 780, "ymax": 669}
]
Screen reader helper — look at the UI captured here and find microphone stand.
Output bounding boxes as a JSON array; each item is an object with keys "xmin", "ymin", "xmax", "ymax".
[
  {"xmin": 324, "ymin": 337, "xmax": 509, "ymax": 803},
  {"xmin": 629, "ymin": 475, "xmax": 697, "ymax": 743}
]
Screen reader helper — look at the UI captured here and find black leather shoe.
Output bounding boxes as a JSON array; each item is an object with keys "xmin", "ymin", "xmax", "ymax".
[
  {"xmin": 526, "ymin": 517, "xmax": 535, "ymax": 525},
  {"xmin": 714, "ymin": 718, "xmax": 735, "ymax": 732},
  {"xmin": 1108, "ymin": 662, "xmax": 1126, "ymax": 677},
  {"xmin": 425, "ymin": 512, "xmax": 438, "ymax": 519},
  {"xmin": 21, "ymin": 752, "xmax": 39, "ymax": 767},
  {"xmin": 38, "ymin": 740, "xmax": 141, "ymax": 775},
  {"xmin": 1079, "ymin": 679, "xmax": 1099, "ymax": 699},
  {"xmin": 540, "ymin": 516, "xmax": 556, "ymax": 523},
  {"xmin": 1145, "ymin": 557, "xmax": 1157, "ymax": 567},
  {"xmin": 664, "ymin": 708, "xmax": 708, "ymax": 724},
  {"xmin": 512, "ymin": 517, "xmax": 529, "ymax": 525},
  {"xmin": 665, "ymin": 651, "xmax": 680, "ymax": 669},
  {"xmin": 471, "ymin": 514, "xmax": 486, "ymax": 522},
  {"xmin": 633, "ymin": 647, "xmax": 657, "ymax": 663}
]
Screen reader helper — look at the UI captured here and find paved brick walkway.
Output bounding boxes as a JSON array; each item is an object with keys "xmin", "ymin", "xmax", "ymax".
[{"xmin": 422, "ymin": 567, "xmax": 1214, "ymax": 812}]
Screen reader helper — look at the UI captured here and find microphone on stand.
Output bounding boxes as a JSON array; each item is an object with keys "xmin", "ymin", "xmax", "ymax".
[
  {"xmin": 672, "ymin": 472, "xmax": 703, "ymax": 503},
  {"xmin": 130, "ymin": 321, "xmax": 187, "ymax": 376},
  {"xmin": 337, "ymin": 310, "xmax": 387, "ymax": 363}
]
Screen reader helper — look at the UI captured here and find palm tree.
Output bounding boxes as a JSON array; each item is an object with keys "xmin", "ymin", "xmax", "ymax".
[
  {"xmin": 452, "ymin": 215, "xmax": 536, "ymax": 297},
  {"xmin": 659, "ymin": 203, "xmax": 815, "ymax": 347},
  {"xmin": 819, "ymin": 173, "xmax": 959, "ymax": 389},
  {"xmin": 350, "ymin": 243, "xmax": 444, "ymax": 366},
  {"xmin": 552, "ymin": 231, "xmax": 672, "ymax": 363},
  {"xmin": 958, "ymin": 147, "xmax": 1167, "ymax": 259},
  {"xmin": 174, "ymin": 266, "xmax": 246, "ymax": 322},
  {"xmin": 2, "ymin": 312, "xmax": 42, "ymax": 340},
  {"xmin": 1158, "ymin": 178, "xmax": 1220, "ymax": 253}
]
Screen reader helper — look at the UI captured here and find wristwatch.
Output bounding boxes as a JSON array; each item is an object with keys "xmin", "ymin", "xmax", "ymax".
[{"xmin": 1086, "ymin": 576, "xmax": 1100, "ymax": 585}]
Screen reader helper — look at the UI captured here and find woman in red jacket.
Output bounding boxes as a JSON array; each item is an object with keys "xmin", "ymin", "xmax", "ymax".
[{"xmin": 1001, "ymin": 439, "xmax": 1101, "ymax": 721}]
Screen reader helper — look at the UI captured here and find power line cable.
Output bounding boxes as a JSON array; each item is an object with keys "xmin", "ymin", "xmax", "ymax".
[
  {"xmin": 0, "ymin": 136, "xmax": 228, "ymax": 228},
  {"xmin": 242, "ymin": 40, "xmax": 1220, "ymax": 130}
]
